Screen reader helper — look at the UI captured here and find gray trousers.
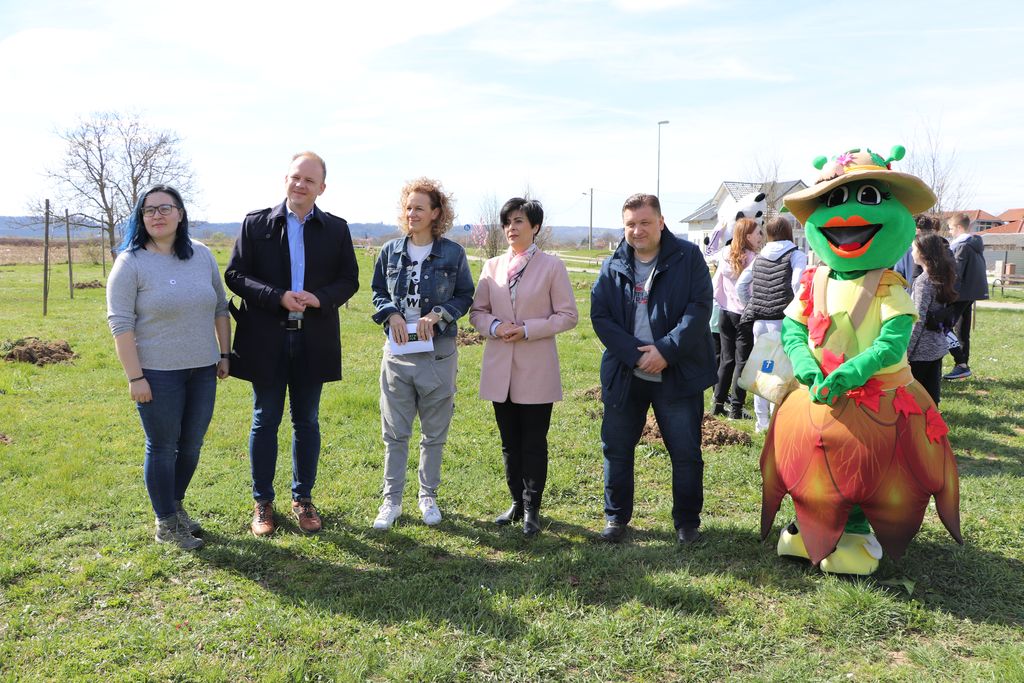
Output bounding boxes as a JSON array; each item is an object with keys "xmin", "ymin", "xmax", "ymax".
[{"xmin": 379, "ymin": 335, "xmax": 458, "ymax": 504}]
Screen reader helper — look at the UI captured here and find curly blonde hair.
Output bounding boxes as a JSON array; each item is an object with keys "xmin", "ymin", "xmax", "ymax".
[{"xmin": 398, "ymin": 177, "xmax": 456, "ymax": 238}]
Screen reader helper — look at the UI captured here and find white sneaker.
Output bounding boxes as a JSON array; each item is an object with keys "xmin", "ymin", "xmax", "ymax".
[
  {"xmin": 419, "ymin": 496, "xmax": 442, "ymax": 526},
  {"xmin": 372, "ymin": 501, "xmax": 402, "ymax": 530}
]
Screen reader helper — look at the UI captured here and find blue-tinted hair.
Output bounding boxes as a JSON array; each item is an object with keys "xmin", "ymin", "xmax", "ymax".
[
  {"xmin": 119, "ymin": 185, "xmax": 193, "ymax": 259},
  {"xmin": 500, "ymin": 197, "xmax": 544, "ymax": 238}
]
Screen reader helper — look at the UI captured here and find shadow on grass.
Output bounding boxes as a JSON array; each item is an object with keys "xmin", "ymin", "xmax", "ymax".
[{"xmin": 196, "ymin": 505, "xmax": 1021, "ymax": 634}]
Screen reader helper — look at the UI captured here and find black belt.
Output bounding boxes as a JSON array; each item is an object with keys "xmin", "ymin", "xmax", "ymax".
[{"xmin": 284, "ymin": 319, "xmax": 304, "ymax": 331}]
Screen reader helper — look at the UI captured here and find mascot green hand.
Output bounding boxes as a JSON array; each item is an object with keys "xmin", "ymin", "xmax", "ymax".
[{"xmin": 760, "ymin": 145, "xmax": 962, "ymax": 576}]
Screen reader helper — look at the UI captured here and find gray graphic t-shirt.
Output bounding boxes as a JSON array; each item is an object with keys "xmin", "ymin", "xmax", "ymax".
[{"xmin": 632, "ymin": 255, "xmax": 662, "ymax": 382}]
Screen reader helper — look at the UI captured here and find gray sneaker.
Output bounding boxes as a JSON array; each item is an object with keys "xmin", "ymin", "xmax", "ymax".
[
  {"xmin": 173, "ymin": 500, "xmax": 203, "ymax": 536},
  {"xmin": 155, "ymin": 516, "xmax": 204, "ymax": 550}
]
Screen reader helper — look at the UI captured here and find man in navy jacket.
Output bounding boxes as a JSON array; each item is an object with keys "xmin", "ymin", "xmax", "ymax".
[
  {"xmin": 591, "ymin": 193, "xmax": 717, "ymax": 544},
  {"xmin": 225, "ymin": 152, "xmax": 359, "ymax": 536}
]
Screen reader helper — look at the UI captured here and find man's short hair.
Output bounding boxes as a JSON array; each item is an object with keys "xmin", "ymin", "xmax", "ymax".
[
  {"xmin": 949, "ymin": 212, "xmax": 971, "ymax": 231},
  {"xmin": 622, "ymin": 193, "xmax": 661, "ymax": 215},
  {"xmin": 292, "ymin": 151, "xmax": 327, "ymax": 181}
]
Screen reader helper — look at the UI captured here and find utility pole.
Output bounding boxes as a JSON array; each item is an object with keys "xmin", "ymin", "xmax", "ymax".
[{"xmin": 657, "ymin": 120, "xmax": 669, "ymax": 197}]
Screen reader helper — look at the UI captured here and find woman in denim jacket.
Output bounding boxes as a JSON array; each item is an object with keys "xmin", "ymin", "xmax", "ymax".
[{"xmin": 369, "ymin": 177, "xmax": 475, "ymax": 530}]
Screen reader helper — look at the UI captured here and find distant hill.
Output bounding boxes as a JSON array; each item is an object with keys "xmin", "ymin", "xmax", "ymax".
[{"xmin": 0, "ymin": 215, "xmax": 622, "ymax": 247}]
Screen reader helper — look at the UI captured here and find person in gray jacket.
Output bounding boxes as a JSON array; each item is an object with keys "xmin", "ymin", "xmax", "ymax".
[{"xmin": 943, "ymin": 212, "xmax": 989, "ymax": 380}]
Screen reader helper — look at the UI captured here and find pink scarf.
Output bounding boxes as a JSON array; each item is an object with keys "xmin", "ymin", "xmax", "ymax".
[{"xmin": 507, "ymin": 243, "xmax": 538, "ymax": 304}]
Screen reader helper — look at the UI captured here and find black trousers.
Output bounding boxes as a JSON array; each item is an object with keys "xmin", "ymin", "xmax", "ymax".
[
  {"xmin": 713, "ymin": 310, "xmax": 753, "ymax": 409},
  {"xmin": 947, "ymin": 300, "xmax": 974, "ymax": 366},
  {"xmin": 910, "ymin": 358, "xmax": 943, "ymax": 405},
  {"xmin": 493, "ymin": 399, "xmax": 553, "ymax": 510}
]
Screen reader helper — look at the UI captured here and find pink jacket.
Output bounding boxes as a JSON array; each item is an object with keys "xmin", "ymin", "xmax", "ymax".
[{"xmin": 470, "ymin": 250, "xmax": 579, "ymax": 404}]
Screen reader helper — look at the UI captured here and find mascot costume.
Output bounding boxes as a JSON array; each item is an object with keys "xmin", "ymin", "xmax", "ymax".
[
  {"xmin": 760, "ymin": 146, "xmax": 962, "ymax": 575},
  {"xmin": 705, "ymin": 191, "xmax": 768, "ymax": 258}
]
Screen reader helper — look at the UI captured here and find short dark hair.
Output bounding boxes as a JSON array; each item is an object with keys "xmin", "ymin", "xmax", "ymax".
[
  {"xmin": 119, "ymin": 185, "xmax": 193, "ymax": 260},
  {"xmin": 500, "ymin": 197, "xmax": 544, "ymax": 237},
  {"xmin": 764, "ymin": 216, "xmax": 793, "ymax": 242},
  {"xmin": 622, "ymin": 193, "xmax": 661, "ymax": 216},
  {"xmin": 915, "ymin": 214, "xmax": 938, "ymax": 232}
]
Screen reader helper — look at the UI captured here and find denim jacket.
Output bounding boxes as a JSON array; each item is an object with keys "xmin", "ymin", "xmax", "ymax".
[{"xmin": 371, "ymin": 235, "xmax": 475, "ymax": 337}]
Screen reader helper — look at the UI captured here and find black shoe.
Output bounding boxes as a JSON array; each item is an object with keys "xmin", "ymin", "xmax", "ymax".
[
  {"xmin": 676, "ymin": 526, "xmax": 702, "ymax": 545},
  {"xmin": 523, "ymin": 508, "xmax": 540, "ymax": 537},
  {"xmin": 712, "ymin": 403, "xmax": 727, "ymax": 417},
  {"xmin": 495, "ymin": 503, "xmax": 523, "ymax": 526},
  {"xmin": 600, "ymin": 521, "xmax": 628, "ymax": 543},
  {"xmin": 729, "ymin": 406, "xmax": 752, "ymax": 420}
]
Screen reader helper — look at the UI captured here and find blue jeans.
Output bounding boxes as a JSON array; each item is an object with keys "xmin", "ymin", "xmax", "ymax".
[
  {"xmin": 249, "ymin": 331, "xmax": 323, "ymax": 502},
  {"xmin": 602, "ymin": 377, "xmax": 704, "ymax": 529},
  {"xmin": 136, "ymin": 365, "xmax": 217, "ymax": 519}
]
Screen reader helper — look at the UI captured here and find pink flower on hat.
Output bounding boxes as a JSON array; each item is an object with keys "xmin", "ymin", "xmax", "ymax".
[{"xmin": 836, "ymin": 152, "xmax": 855, "ymax": 166}]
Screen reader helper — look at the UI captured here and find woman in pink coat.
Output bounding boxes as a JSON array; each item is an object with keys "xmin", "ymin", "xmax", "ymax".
[{"xmin": 470, "ymin": 198, "xmax": 578, "ymax": 536}]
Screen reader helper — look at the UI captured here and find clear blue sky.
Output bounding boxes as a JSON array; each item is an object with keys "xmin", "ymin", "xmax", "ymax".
[{"xmin": 1, "ymin": 0, "xmax": 1021, "ymax": 229}]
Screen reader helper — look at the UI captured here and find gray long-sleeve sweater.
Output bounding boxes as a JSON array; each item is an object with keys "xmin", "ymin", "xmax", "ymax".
[{"xmin": 106, "ymin": 241, "xmax": 229, "ymax": 370}]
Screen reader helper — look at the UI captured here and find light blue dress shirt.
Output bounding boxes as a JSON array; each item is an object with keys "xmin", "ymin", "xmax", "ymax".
[{"xmin": 286, "ymin": 205, "xmax": 314, "ymax": 294}]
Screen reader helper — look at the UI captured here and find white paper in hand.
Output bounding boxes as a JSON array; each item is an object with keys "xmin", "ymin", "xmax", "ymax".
[{"xmin": 388, "ymin": 322, "xmax": 435, "ymax": 355}]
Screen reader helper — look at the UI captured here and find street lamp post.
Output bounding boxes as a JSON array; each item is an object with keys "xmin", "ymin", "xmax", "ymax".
[
  {"xmin": 583, "ymin": 188, "xmax": 594, "ymax": 251},
  {"xmin": 657, "ymin": 120, "xmax": 669, "ymax": 197}
]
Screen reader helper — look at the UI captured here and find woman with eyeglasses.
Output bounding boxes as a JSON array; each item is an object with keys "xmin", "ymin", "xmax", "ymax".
[
  {"xmin": 469, "ymin": 198, "xmax": 578, "ymax": 536},
  {"xmin": 107, "ymin": 185, "xmax": 231, "ymax": 550}
]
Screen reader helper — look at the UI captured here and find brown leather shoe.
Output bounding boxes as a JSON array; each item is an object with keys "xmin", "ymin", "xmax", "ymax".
[
  {"xmin": 291, "ymin": 499, "xmax": 322, "ymax": 533},
  {"xmin": 251, "ymin": 500, "xmax": 275, "ymax": 537}
]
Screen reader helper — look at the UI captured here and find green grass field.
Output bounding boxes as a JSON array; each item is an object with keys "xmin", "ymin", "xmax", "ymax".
[{"xmin": 1, "ymin": 251, "xmax": 1022, "ymax": 681}]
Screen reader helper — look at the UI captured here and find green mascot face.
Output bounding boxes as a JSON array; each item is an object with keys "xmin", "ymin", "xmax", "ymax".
[{"xmin": 803, "ymin": 179, "xmax": 915, "ymax": 272}]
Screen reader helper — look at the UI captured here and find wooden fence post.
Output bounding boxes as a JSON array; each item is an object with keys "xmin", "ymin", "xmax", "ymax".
[
  {"xmin": 66, "ymin": 209, "xmax": 74, "ymax": 299},
  {"xmin": 43, "ymin": 199, "xmax": 51, "ymax": 316}
]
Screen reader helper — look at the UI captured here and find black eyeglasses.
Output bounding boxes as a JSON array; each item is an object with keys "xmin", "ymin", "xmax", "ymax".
[{"xmin": 142, "ymin": 204, "xmax": 179, "ymax": 218}]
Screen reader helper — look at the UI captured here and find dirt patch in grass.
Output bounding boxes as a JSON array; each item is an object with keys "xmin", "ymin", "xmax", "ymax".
[
  {"xmin": 580, "ymin": 385, "xmax": 752, "ymax": 448},
  {"xmin": 0, "ymin": 433, "xmax": 11, "ymax": 445},
  {"xmin": 73, "ymin": 280, "xmax": 105, "ymax": 289},
  {"xmin": 2, "ymin": 337, "xmax": 77, "ymax": 365},
  {"xmin": 457, "ymin": 329, "xmax": 485, "ymax": 346}
]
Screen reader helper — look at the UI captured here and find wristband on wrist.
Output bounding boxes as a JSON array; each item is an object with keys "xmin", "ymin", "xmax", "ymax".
[
  {"xmin": 129, "ymin": 376, "xmax": 146, "ymax": 383},
  {"xmin": 220, "ymin": 353, "xmax": 229, "ymax": 358}
]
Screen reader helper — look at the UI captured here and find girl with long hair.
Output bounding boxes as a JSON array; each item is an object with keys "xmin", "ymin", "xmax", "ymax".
[
  {"xmin": 908, "ymin": 232, "xmax": 958, "ymax": 403},
  {"xmin": 711, "ymin": 218, "xmax": 764, "ymax": 418}
]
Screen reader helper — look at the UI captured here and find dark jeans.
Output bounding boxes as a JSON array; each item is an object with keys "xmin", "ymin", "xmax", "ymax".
[
  {"xmin": 948, "ymin": 300, "xmax": 974, "ymax": 366},
  {"xmin": 910, "ymin": 358, "xmax": 943, "ymax": 405},
  {"xmin": 714, "ymin": 310, "xmax": 753, "ymax": 409},
  {"xmin": 601, "ymin": 378, "xmax": 704, "ymax": 529},
  {"xmin": 136, "ymin": 365, "xmax": 217, "ymax": 519},
  {"xmin": 249, "ymin": 331, "xmax": 324, "ymax": 502},
  {"xmin": 492, "ymin": 399, "xmax": 553, "ymax": 510}
]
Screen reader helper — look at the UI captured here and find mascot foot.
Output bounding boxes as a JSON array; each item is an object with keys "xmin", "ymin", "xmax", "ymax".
[
  {"xmin": 776, "ymin": 522, "xmax": 810, "ymax": 560},
  {"xmin": 819, "ymin": 533, "xmax": 883, "ymax": 575}
]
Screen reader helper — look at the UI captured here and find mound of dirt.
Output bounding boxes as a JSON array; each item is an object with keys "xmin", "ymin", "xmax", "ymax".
[
  {"xmin": 73, "ymin": 280, "xmax": 105, "ymax": 289},
  {"xmin": 456, "ymin": 329, "xmax": 485, "ymax": 347},
  {"xmin": 0, "ymin": 433, "xmax": 11, "ymax": 445},
  {"xmin": 573, "ymin": 280, "xmax": 592, "ymax": 290},
  {"xmin": 2, "ymin": 337, "xmax": 77, "ymax": 366},
  {"xmin": 580, "ymin": 386, "xmax": 752, "ymax": 448}
]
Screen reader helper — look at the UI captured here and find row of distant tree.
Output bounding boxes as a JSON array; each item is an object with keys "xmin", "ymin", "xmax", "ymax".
[{"xmin": 31, "ymin": 111, "xmax": 972, "ymax": 259}]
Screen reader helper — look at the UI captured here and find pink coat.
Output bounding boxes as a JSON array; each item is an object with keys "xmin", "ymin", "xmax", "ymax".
[{"xmin": 470, "ymin": 250, "xmax": 579, "ymax": 404}]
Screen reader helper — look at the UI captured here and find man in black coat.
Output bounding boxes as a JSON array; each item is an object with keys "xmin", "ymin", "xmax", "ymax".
[
  {"xmin": 943, "ymin": 212, "xmax": 988, "ymax": 381},
  {"xmin": 225, "ymin": 151, "xmax": 359, "ymax": 536}
]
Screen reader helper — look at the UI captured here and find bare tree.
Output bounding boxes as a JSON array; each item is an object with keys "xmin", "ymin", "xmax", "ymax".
[
  {"xmin": 46, "ymin": 111, "xmax": 197, "ymax": 258},
  {"xmin": 903, "ymin": 120, "xmax": 974, "ymax": 220},
  {"xmin": 477, "ymin": 193, "xmax": 505, "ymax": 259},
  {"xmin": 743, "ymin": 154, "xmax": 784, "ymax": 218}
]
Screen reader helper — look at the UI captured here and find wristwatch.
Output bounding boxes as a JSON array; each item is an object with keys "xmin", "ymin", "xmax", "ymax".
[{"xmin": 431, "ymin": 306, "xmax": 446, "ymax": 321}]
